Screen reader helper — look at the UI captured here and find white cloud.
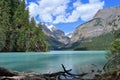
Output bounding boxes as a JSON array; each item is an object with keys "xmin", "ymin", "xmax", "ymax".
[
  {"xmin": 66, "ymin": 0, "xmax": 104, "ymax": 22},
  {"xmin": 27, "ymin": 0, "xmax": 104, "ymax": 24},
  {"xmin": 73, "ymin": 0, "xmax": 81, "ymax": 8},
  {"xmin": 27, "ymin": 0, "xmax": 69, "ymax": 23},
  {"xmin": 28, "ymin": 2, "xmax": 39, "ymax": 18},
  {"xmin": 25, "ymin": 0, "xmax": 27, "ymax": 4},
  {"xmin": 74, "ymin": 1, "xmax": 104, "ymax": 21}
]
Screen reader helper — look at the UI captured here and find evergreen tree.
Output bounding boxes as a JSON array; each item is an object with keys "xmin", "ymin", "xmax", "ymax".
[
  {"xmin": 0, "ymin": 0, "xmax": 48, "ymax": 52},
  {"xmin": 0, "ymin": 0, "xmax": 12, "ymax": 51},
  {"xmin": 27, "ymin": 18, "xmax": 48, "ymax": 51}
]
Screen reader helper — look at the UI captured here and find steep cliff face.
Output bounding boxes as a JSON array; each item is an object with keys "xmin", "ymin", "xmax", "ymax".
[
  {"xmin": 71, "ymin": 18, "xmax": 106, "ymax": 43},
  {"xmin": 71, "ymin": 6, "xmax": 120, "ymax": 43}
]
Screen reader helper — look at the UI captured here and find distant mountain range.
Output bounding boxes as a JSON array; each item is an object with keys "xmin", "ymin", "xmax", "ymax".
[
  {"xmin": 66, "ymin": 32, "xmax": 73, "ymax": 38},
  {"xmin": 42, "ymin": 24, "xmax": 70, "ymax": 50},
  {"xmin": 42, "ymin": 6, "xmax": 120, "ymax": 50}
]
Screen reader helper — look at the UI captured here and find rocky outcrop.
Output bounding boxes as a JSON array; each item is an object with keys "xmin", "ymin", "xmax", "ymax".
[{"xmin": 71, "ymin": 6, "xmax": 120, "ymax": 43}]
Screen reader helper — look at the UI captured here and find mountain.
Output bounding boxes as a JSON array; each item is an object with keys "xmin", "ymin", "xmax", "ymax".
[
  {"xmin": 71, "ymin": 6, "xmax": 120, "ymax": 43},
  {"xmin": 66, "ymin": 32, "xmax": 73, "ymax": 38},
  {"xmin": 41, "ymin": 6, "xmax": 120, "ymax": 50},
  {"xmin": 42, "ymin": 24, "xmax": 70, "ymax": 50},
  {"xmin": 69, "ymin": 6, "xmax": 120, "ymax": 50}
]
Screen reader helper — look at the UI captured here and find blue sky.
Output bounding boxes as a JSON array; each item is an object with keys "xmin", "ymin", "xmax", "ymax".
[{"xmin": 26, "ymin": 0, "xmax": 120, "ymax": 33}]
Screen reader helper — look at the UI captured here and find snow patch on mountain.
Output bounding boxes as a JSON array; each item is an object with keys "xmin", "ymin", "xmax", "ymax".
[
  {"xmin": 65, "ymin": 32, "xmax": 73, "ymax": 38},
  {"xmin": 46, "ymin": 24, "xmax": 58, "ymax": 32}
]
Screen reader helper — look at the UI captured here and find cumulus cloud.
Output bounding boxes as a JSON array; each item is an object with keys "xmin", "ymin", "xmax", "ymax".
[
  {"xmin": 71, "ymin": 0, "xmax": 104, "ymax": 21},
  {"xmin": 27, "ymin": 0, "xmax": 104, "ymax": 24}
]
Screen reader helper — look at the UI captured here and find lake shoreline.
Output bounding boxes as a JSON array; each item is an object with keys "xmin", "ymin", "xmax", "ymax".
[
  {"xmin": 0, "ymin": 66, "xmax": 120, "ymax": 80},
  {"xmin": 0, "ymin": 66, "xmax": 89, "ymax": 80},
  {"xmin": 0, "ymin": 51, "xmax": 107, "ymax": 74}
]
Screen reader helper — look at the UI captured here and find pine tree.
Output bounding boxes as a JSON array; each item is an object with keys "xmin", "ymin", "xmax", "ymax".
[
  {"xmin": 0, "ymin": 0, "xmax": 12, "ymax": 51},
  {"xmin": 27, "ymin": 18, "xmax": 47, "ymax": 51},
  {"xmin": 0, "ymin": 0, "xmax": 48, "ymax": 52}
]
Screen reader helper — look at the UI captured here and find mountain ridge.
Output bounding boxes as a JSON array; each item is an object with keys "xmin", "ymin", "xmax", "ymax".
[
  {"xmin": 42, "ymin": 5, "xmax": 120, "ymax": 50},
  {"xmin": 42, "ymin": 24, "xmax": 70, "ymax": 49},
  {"xmin": 70, "ymin": 5, "xmax": 120, "ymax": 44}
]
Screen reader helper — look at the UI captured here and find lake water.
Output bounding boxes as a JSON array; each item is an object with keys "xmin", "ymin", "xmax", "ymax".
[{"xmin": 0, "ymin": 51, "xmax": 108, "ymax": 74}]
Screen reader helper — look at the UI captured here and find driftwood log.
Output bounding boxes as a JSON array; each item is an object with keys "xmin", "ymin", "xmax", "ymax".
[
  {"xmin": 0, "ymin": 64, "xmax": 87, "ymax": 80},
  {"xmin": 0, "ymin": 64, "xmax": 120, "ymax": 80}
]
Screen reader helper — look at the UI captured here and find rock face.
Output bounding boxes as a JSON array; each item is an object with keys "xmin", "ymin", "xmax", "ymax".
[{"xmin": 71, "ymin": 6, "xmax": 120, "ymax": 43}]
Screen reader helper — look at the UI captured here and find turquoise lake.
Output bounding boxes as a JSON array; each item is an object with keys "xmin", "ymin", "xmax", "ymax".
[{"xmin": 0, "ymin": 51, "xmax": 108, "ymax": 74}]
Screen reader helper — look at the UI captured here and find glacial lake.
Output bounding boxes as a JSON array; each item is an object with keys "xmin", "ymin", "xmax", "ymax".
[{"xmin": 0, "ymin": 51, "xmax": 108, "ymax": 74}]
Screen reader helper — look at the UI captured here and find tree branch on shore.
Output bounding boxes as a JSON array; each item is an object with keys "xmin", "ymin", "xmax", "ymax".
[{"xmin": 0, "ymin": 65, "xmax": 87, "ymax": 80}]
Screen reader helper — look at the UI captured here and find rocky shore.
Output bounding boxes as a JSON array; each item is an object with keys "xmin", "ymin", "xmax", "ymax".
[
  {"xmin": 0, "ymin": 65, "xmax": 120, "ymax": 80},
  {"xmin": 0, "ymin": 65, "xmax": 87, "ymax": 80}
]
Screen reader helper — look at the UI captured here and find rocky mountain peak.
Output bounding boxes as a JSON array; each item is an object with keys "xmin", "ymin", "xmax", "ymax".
[
  {"xmin": 42, "ymin": 24, "xmax": 70, "ymax": 45},
  {"xmin": 46, "ymin": 24, "xmax": 58, "ymax": 32},
  {"xmin": 94, "ymin": 6, "xmax": 120, "ymax": 19},
  {"xmin": 66, "ymin": 32, "xmax": 73, "ymax": 38}
]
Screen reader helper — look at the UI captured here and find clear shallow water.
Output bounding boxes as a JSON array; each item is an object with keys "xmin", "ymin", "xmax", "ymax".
[{"xmin": 0, "ymin": 51, "xmax": 108, "ymax": 74}]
